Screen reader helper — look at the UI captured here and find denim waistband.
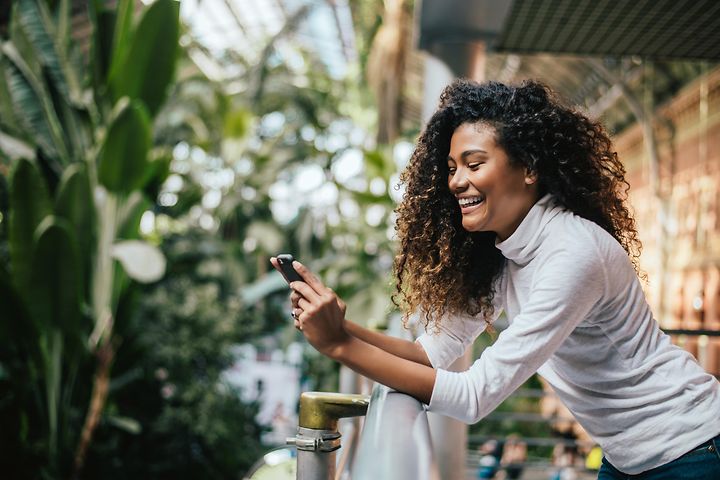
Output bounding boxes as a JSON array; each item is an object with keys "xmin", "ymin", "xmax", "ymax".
[{"xmin": 683, "ymin": 432, "xmax": 720, "ymax": 457}]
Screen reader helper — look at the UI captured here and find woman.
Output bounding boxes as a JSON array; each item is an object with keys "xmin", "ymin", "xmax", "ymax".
[{"xmin": 270, "ymin": 80, "xmax": 720, "ymax": 478}]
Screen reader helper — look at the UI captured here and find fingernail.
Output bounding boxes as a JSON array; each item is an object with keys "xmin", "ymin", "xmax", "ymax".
[{"xmin": 293, "ymin": 260, "xmax": 302, "ymax": 268}]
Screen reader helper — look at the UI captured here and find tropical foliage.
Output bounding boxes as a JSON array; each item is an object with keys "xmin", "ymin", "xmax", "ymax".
[
  {"xmin": 0, "ymin": 0, "xmax": 422, "ymax": 477},
  {"xmin": 0, "ymin": 0, "xmax": 181, "ymax": 477}
]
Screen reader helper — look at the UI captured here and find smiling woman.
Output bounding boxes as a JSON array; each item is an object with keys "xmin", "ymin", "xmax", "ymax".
[
  {"xmin": 273, "ymin": 80, "xmax": 720, "ymax": 480},
  {"xmin": 447, "ymin": 123, "xmax": 538, "ymax": 240}
]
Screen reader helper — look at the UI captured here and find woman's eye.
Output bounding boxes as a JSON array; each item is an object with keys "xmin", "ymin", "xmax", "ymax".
[
  {"xmin": 448, "ymin": 167, "xmax": 456, "ymax": 175},
  {"xmin": 468, "ymin": 163, "xmax": 481, "ymax": 169}
]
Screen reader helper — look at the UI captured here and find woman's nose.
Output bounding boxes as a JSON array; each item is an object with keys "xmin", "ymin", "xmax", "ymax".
[{"xmin": 449, "ymin": 168, "xmax": 468, "ymax": 192}]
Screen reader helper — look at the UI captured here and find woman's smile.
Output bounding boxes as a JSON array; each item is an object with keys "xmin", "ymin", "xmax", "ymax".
[{"xmin": 458, "ymin": 194, "xmax": 485, "ymax": 213}]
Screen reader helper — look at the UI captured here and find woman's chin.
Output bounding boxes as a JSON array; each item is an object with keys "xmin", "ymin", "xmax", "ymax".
[{"xmin": 461, "ymin": 219, "xmax": 482, "ymax": 232}]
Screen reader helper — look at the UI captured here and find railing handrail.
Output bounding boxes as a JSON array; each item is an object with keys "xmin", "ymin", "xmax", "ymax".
[
  {"xmin": 351, "ymin": 384, "xmax": 440, "ymax": 480},
  {"xmin": 661, "ymin": 328, "xmax": 720, "ymax": 336}
]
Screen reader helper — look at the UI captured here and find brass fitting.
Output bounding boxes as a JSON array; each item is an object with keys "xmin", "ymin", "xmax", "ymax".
[{"xmin": 298, "ymin": 391, "xmax": 370, "ymax": 430}]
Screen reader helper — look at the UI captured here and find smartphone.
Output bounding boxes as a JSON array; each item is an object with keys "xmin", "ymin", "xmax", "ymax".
[{"xmin": 276, "ymin": 254, "xmax": 303, "ymax": 283}]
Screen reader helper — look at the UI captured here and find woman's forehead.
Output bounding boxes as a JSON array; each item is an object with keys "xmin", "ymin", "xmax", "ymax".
[{"xmin": 449, "ymin": 123, "xmax": 499, "ymax": 154}]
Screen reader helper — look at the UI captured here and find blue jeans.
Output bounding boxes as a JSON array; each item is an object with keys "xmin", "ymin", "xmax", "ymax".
[{"xmin": 598, "ymin": 434, "xmax": 720, "ymax": 479}]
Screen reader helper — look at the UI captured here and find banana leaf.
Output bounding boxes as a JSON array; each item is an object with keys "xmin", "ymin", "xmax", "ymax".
[
  {"xmin": 8, "ymin": 158, "xmax": 51, "ymax": 294},
  {"xmin": 29, "ymin": 216, "xmax": 83, "ymax": 338},
  {"xmin": 97, "ymin": 99, "xmax": 151, "ymax": 194},
  {"xmin": 91, "ymin": 7, "xmax": 116, "ymax": 87},
  {"xmin": 108, "ymin": 0, "xmax": 134, "ymax": 85},
  {"xmin": 108, "ymin": 0, "xmax": 179, "ymax": 116},
  {"xmin": 55, "ymin": 162, "xmax": 96, "ymax": 299}
]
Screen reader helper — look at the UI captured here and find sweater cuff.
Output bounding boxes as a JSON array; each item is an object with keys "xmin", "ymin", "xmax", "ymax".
[{"xmin": 427, "ymin": 368, "xmax": 471, "ymax": 421}]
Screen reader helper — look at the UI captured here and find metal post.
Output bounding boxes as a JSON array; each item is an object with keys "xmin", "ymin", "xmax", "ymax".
[{"xmin": 287, "ymin": 392, "xmax": 369, "ymax": 480}]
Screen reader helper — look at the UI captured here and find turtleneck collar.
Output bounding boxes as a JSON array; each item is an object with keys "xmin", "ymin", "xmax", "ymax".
[{"xmin": 495, "ymin": 194, "xmax": 563, "ymax": 264}]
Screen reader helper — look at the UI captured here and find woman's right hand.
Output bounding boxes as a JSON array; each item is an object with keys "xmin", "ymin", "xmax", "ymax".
[{"xmin": 290, "ymin": 289, "xmax": 347, "ymax": 320}]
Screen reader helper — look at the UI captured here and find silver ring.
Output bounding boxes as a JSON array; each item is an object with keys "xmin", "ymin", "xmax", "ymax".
[{"xmin": 291, "ymin": 310, "xmax": 297, "ymax": 319}]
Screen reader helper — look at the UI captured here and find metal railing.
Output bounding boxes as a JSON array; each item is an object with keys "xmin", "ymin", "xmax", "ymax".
[
  {"xmin": 287, "ymin": 392, "xmax": 369, "ymax": 480},
  {"xmin": 287, "ymin": 385, "xmax": 439, "ymax": 480},
  {"xmin": 351, "ymin": 385, "xmax": 440, "ymax": 480}
]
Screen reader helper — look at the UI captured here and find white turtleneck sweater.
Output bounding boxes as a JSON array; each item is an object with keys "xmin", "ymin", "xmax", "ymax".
[{"xmin": 416, "ymin": 194, "xmax": 720, "ymax": 474}]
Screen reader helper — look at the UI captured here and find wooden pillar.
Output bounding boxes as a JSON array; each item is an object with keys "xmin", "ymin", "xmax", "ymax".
[
  {"xmin": 682, "ymin": 269, "xmax": 704, "ymax": 359},
  {"xmin": 704, "ymin": 267, "xmax": 720, "ymax": 375}
]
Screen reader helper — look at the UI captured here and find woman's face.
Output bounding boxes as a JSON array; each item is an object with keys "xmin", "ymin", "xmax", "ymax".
[{"xmin": 447, "ymin": 122, "xmax": 539, "ymax": 240}]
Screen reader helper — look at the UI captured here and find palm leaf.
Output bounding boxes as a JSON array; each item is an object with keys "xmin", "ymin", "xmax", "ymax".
[
  {"xmin": 1, "ymin": 42, "xmax": 69, "ymax": 167},
  {"xmin": 13, "ymin": 0, "xmax": 83, "ymax": 105}
]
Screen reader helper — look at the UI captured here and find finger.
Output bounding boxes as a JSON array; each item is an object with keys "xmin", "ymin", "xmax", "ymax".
[
  {"xmin": 290, "ymin": 291, "xmax": 302, "ymax": 308},
  {"xmin": 298, "ymin": 297, "xmax": 312, "ymax": 313},
  {"xmin": 270, "ymin": 257, "xmax": 287, "ymax": 278},
  {"xmin": 293, "ymin": 261, "xmax": 331, "ymax": 295},
  {"xmin": 290, "ymin": 281, "xmax": 321, "ymax": 303}
]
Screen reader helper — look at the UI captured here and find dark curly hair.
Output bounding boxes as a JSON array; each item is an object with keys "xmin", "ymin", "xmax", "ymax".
[{"xmin": 393, "ymin": 79, "xmax": 641, "ymax": 331}]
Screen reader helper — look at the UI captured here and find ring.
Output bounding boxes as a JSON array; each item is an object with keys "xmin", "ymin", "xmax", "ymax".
[{"xmin": 291, "ymin": 310, "xmax": 297, "ymax": 319}]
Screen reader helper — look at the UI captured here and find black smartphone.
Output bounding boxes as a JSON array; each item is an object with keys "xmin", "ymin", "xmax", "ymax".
[{"xmin": 276, "ymin": 254, "xmax": 303, "ymax": 283}]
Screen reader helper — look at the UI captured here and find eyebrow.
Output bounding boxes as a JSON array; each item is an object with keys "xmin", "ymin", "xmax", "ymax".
[{"xmin": 447, "ymin": 149, "xmax": 487, "ymax": 162}]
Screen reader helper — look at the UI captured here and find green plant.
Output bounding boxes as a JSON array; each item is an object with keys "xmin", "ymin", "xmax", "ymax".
[{"xmin": 0, "ymin": 0, "xmax": 179, "ymax": 477}]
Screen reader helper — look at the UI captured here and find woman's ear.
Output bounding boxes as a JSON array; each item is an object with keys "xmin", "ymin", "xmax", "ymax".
[{"xmin": 524, "ymin": 170, "xmax": 538, "ymax": 185}]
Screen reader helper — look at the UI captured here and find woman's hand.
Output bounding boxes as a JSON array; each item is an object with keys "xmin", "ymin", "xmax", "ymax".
[{"xmin": 270, "ymin": 258, "xmax": 351, "ymax": 357}]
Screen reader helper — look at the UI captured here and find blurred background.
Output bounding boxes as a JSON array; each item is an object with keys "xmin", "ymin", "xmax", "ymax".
[{"xmin": 0, "ymin": 0, "xmax": 719, "ymax": 479}]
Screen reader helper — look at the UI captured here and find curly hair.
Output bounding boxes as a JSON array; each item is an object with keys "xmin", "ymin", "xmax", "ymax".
[{"xmin": 393, "ymin": 79, "xmax": 641, "ymax": 331}]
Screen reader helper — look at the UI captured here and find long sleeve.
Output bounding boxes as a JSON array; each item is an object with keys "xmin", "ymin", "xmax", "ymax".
[
  {"xmin": 416, "ymin": 273, "xmax": 504, "ymax": 370},
  {"xmin": 428, "ymin": 242, "xmax": 606, "ymax": 423},
  {"xmin": 415, "ymin": 310, "xmax": 492, "ymax": 370}
]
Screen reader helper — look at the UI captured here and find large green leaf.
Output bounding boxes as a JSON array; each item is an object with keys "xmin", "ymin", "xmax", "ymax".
[
  {"xmin": 28, "ymin": 216, "xmax": 83, "ymax": 335},
  {"xmin": 12, "ymin": 0, "xmax": 82, "ymax": 105},
  {"xmin": 89, "ymin": 3, "xmax": 116, "ymax": 94},
  {"xmin": 97, "ymin": 99, "xmax": 151, "ymax": 193},
  {"xmin": 8, "ymin": 158, "xmax": 52, "ymax": 293},
  {"xmin": 108, "ymin": 0, "xmax": 134, "ymax": 83},
  {"xmin": 10, "ymin": 0, "xmax": 54, "ymax": 97},
  {"xmin": 55, "ymin": 162, "xmax": 96, "ymax": 297},
  {"xmin": 1, "ymin": 43, "xmax": 69, "ymax": 167},
  {"xmin": 0, "ymin": 52, "xmax": 24, "ymax": 139},
  {"xmin": 108, "ymin": 0, "xmax": 179, "ymax": 116}
]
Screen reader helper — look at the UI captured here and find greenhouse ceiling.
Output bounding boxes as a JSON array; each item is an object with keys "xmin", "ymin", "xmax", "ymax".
[{"xmin": 418, "ymin": 0, "xmax": 720, "ymax": 61}]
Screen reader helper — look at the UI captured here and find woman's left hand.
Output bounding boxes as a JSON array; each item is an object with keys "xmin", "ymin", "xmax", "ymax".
[{"xmin": 275, "ymin": 260, "xmax": 351, "ymax": 357}]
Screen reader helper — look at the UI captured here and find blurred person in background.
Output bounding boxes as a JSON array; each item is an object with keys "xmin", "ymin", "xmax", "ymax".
[{"xmin": 500, "ymin": 434, "xmax": 526, "ymax": 480}]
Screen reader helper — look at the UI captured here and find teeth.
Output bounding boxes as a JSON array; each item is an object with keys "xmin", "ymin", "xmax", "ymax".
[{"xmin": 458, "ymin": 196, "xmax": 484, "ymax": 207}]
